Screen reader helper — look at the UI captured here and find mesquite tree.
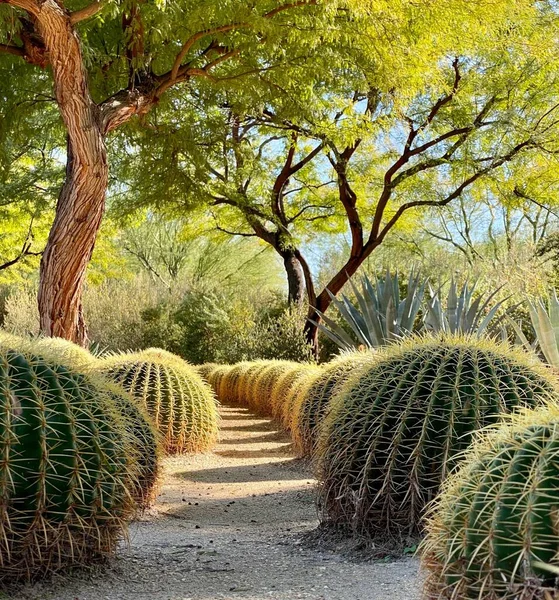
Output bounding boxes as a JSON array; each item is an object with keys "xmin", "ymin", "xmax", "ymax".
[
  {"xmin": 1, "ymin": 0, "xmax": 555, "ymax": 345},
  {"xmin": 0, "ymin": 0, "xmax": 327, "ymax": 343},
  {"xmin": 110, "ymin": 9, "xmax": 559, "ymax": 350}
]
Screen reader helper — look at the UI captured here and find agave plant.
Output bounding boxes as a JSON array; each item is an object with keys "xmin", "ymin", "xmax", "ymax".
[
  {"xmin": 511, "ymin": 290, "xmax": 559, "ymax": 367},
  {"xmin": 423, "ymin": 279, "xmax": 506, "ymax": 337},
  {"xmin": 312, "ymin": 270, "xmax": 427, "ymax": 350}
]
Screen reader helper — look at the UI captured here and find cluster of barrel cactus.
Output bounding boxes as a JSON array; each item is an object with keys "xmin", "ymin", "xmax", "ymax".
[
  {"xmin": 0, "ymin": 333, "xmax": 224, "ymax": 583},
  {"xmin": 100, "ymin": 349, "xmax": 219, "ymax": 454},
  {"xmin": 204, "ymin": 359, "xmax": 319, "ymax": 432},
  {"xmin": 316, "ymin": 336, "xmax": 557, "ymax": 539}
]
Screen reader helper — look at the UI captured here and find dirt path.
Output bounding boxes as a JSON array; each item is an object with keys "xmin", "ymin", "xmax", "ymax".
[{"xmin": 14, "ymin": 405, "xmax": 421, "ymax": 600}]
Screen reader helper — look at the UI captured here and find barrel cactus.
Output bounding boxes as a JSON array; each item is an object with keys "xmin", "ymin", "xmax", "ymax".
[
  {"xmin": 292, "ymin": 352, "xmax": 377, "ymax": 457},
  {"xmin": 206, "ymin": 364, "xmax": 233, "ymax": 400},
  {"xmin": 100, "ymin": 349, "xmax": 219, "ymax": 454},
  {"xmin": 103, "ymin": 384, "xmax": 161, "ymax": 509},
  {"xmin": 32, "ymin": 336, "xmax": 98, "ymax": 368},
  {"xmin": 0, "ymin": 343, "xmax": 138, "ymax": 581},
  {"xmin": 250, "ymin": 361, "xmax": 304, "ymax": 415},
  {"xmin": 317, "ymin": 335, "xmax": 557, "ymax": 539},
  {"xmin": 422, "ymin": 405, "xmax": 559, "ymax": 600}
]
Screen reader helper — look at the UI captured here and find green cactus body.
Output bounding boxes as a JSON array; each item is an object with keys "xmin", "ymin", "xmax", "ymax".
[
  {"xmin": 104, "ymin": 385, "xmax": 161, "ymax": 509},
  {"xmin": 0, "ymin": 345, "xmax": 137, "ymax": 582},
  {"xmin": 317, "ymin": 336, "xmax": 557, "ymax": 540},
  {"xmin": 100, "ymin": 349, "xmax": 219, "ymax": 454},
  {"xmin": 292, "ymin": 352, "xmax": 378, "ymax": 457},
  {"xmin": 422, "ymin": 407, "xmax": 559, "ymax": 599}
]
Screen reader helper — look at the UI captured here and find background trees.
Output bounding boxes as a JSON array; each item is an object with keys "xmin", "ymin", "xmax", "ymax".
[{"xmin": 2, "ymin": 0, "xmax": 559, "ymax": 353}]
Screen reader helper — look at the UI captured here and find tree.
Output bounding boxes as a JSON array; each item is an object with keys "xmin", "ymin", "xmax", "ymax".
[
  {"xmin": 1, "ymin": 0, "xmax": 553, "ymax": 345},
  {"xmin": 0, "ymin": 0, "xmax": 331, "ymax": 343},
  {"xmin": 112, "ymin": 7, "xmax": 559, "ymax": 351}
]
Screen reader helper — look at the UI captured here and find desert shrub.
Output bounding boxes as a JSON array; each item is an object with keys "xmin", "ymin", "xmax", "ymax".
[
  {"xmin": 0, "ymin": 340, "xmax": 139, "ymax": 582},
  {"xmin": 99, "ymin": 348, "xmax": 219, "ymax": 454},
  {"xmin": 292, "ymin": 351, "xmax": 378, "ymax": 457},
  {"xmin": 317, "ymin": 335, "xmax": 557, "ymax": 540},
  {"xmin": 421, "ymin": 405, "xmax": 559, "ymax": 600},
  {"xmin": 2, "ymin": 286, "xmax": 39, "ymax": 337}
]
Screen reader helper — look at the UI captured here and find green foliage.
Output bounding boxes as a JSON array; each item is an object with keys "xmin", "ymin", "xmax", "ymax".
[
  {"xmin": 0, "ymin": 339, "xmax": 138, "ymax": 582},
  {"xmin": 99, "ymin": 348, "xmax": 219, "ymax": 454},
  {"xmin": 316, "ymin": 335, "xmax": 556, "ymax": 540},
  {"xmin": 421, "ymin": 406, "xmax": 559, "ymax": 600},
  {"xmin": 139, "ymin": 291, "xmax": 314, "ymax": 364}
]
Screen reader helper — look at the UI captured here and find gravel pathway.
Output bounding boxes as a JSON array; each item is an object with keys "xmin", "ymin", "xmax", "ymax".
[{"xmin": 12, "ymin": 405, "xmax": 421, "ymax": 600}]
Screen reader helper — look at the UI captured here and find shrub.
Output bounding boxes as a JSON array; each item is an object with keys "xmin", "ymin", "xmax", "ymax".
[
  {"xmin": 292, "ymin": 351, "xmax": 378, "ymax": 457},
  {"xmin": 99, "ymin": 349, "xmax": 219, "ymax": 454},
  {"xmin": 421, "ymin": 405, "xmax": 559, "ymax": 600},
  {"xmin": 316, "ymin": 335, "xmax": 557, "ymax": 540},
  {"xmin": 0, "ymin": 341, "xmax": 138, "ymax": 582}
]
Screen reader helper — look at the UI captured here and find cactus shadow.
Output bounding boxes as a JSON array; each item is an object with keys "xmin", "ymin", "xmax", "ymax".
[
  {"xmin": 176, "ymin": 460, "xmax": 304, "ymax": 484},
  {"xmin": 214, "ymin": 445, "xmax": 293, "ymax": 459}
]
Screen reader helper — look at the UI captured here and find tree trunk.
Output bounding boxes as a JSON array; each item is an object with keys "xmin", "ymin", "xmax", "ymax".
[
  {"xmin": 305, "ymin": 255, "xmax": 364, "ymax": 351},
  {"xmin": 38, "ymin": 135, "xmax": 107, "ymax": 345},
  {"xmin": 33, "ymin": 0, "xmax": 108, "ymax": 345},
  {"xmin": 282, "ymin": 250, "xmax": 306, "ymax": 306}
]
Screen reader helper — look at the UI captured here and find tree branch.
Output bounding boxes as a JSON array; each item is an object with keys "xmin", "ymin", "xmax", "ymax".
[
  {"xmin": 0, "ymin": 43, "xmax": 25, "ymax": 57},
  {"xmin": 70, "ymin": 0, "xmax": 107, "ymax": 23}
]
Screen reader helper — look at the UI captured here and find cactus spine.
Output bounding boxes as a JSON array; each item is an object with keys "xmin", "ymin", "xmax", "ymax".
[
  {"xmin": 422, "ymin": 406, "xmax": 559, "ymax": 600},
  {"xmin": 0, "ymin": 344, "xmax": 138, "ymax": 581},
  {"xmin": 292, "ymin": 352, "xmax": 377, "ymax": 457},
  {"xmin": 100, "ymin": 349, "xmax": 219, "ymax": 454},
  {"xmin": 317, "ymin": 335, "xmax": 557, "ymax": 539}
]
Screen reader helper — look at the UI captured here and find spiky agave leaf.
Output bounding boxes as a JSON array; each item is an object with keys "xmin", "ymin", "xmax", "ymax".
[
  {"xmin": 99, "ymin": 348, "xmax": 219, "ymax": 454},
  {"xmin": 0, "ymin": 339, "xmax": 139, "ymax": 582},
  {"xmin": 421, "ymin": 403, "xmax": 559, "ymax": 600},
  {"xmin": 316, "ymin": 334, "xmax": 557, "ymax": 541},
  {"xmin": 312, "ymin": 270, "xmax": 427, "ymax": 350},
  {"xmin": 424, "ymin": 279, "xmax": 506, "ymax": 337}
]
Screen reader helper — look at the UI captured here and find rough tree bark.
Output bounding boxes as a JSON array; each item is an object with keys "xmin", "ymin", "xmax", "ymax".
[
  {"xmin": 16, "ymin": 0, "xmax": 107, "ymax": 344},
  {"xmin": 280, "ymin": 249, "xmax": 306, "ymax": 305}
]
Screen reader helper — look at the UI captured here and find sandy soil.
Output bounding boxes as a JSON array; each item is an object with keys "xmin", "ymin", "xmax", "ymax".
[{"xmin": 12, "ymin": 405, "xmax": 421, "ymax": 600}]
